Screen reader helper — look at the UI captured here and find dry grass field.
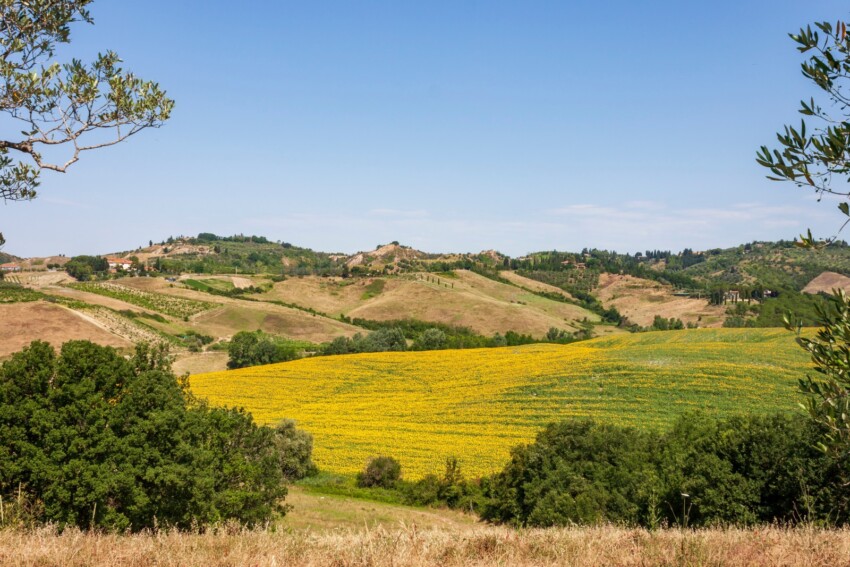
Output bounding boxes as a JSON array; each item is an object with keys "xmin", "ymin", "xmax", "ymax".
[
  {"xmin": 260, "ymin": 270, "xmax": 602, "ymax": 338},
  {"xmin": 2, "ymin": 525, "xmax": 849, "ymax": 566},
  {"xmin": 172, "ymin": 351, "xmax": 230, "ymax": 375},
  {"xmin": 281, "ymin": 487, "xmax": 478, "ymax": 532},
  {"xmin": 595, "ymin": 273, "xmax": 727, "ymax": 327},
  {"xmin": 803, "ymin": 271, "xmax": 850, "ymax": 295},
  {"xmin": 0, "ymin": 302, "xmax": 131, "ymax": 357},
  {"xmin": 348, "ymin": 271, "xmax": 600, "ymax": 336}
]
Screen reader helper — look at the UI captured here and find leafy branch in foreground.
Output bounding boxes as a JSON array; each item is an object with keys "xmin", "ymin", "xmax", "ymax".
[
  {"xmin": 757, "ymin": 20, "xmax": 850, "ymax": 246},
  {"xmin": 787, "ymin": 289, "xmax": 850, "ymax": 456},
  {"xmin": 0, "ymin": 1, "xmax": 173, "ymax": 245}
]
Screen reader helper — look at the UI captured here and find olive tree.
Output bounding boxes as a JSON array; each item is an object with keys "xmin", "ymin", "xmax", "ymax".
[
  {"xmin": 758, "ymin": 19, "xmax": 850, "ymax": 460},
  {"xmin": 0, "ymin": 1, "xmax": 173, "ymax": 246}
]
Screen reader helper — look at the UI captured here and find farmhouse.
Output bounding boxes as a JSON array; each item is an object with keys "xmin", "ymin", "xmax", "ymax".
[
  {"xmin": 0, "ymin": 262, "xmax": 21, "ymax": 272},
  {"xmin": 105, "ymin": 257, "xmax": 133, "ymax": 271}
]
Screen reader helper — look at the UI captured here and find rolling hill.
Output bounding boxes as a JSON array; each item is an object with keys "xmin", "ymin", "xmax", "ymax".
[{"xmin": 5, "ymin": 234, "xmax": 850, "ymax": 372}]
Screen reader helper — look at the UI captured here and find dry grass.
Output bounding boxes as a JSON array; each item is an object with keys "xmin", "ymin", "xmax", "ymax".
[
  {"xmin": 2, "ymin": 525, "xmax": 849, "ymax": 566},
  {"xmin": 595, "ymin": 273, "xmax": 727, "ymax": 328},
  {"xmin": 172, "ymin": 351, "xmax": 230, "ymax": 375},
  {"xmin": 803, "ymin": 271, "xmax": 850, "ymax": 295},
  {"xmin": 347, "ymin": 271, "xmax": 598, "ymax": 337},
  {"xmin": 260, "ymin": 271, "xmax": 603, "ymax": 338},
  {"xmin": 0, "ymin": 302, "xmax": 132, "ymax": 357},
  {"xmin": 280, "ymin": 487, "xmax": 478, "ymax": 532}
]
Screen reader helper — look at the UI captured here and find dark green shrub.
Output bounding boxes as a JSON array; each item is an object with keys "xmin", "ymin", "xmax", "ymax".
[
  {"xmin": 0, "ymin": 340, "xmax": 287, "ymax": 531},
  {"xmin": 480, "ymin": 413, "xmax": 843, "ymax": 528},
  {"xmin": 227, "ymin": 330, "xmax": 297, "ymax": 369},
  {"xmin": 274, "ymin": 419, "xmax": 317, "ymax": 481},
  {"xmin": 357, "ymin": 456, "xmax": 402, "ymax": 488}
]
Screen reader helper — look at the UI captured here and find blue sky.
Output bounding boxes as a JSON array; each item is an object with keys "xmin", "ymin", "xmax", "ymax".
[{"xmin": 3, "ymin": 1, "xmax": 849, "ymax": 257}]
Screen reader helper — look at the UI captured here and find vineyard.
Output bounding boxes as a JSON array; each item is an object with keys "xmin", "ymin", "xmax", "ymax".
[
  {"xmin": 68, "ymin": 282, "xmax": 214, "ymax": 318},
  {"xmin": 191, "ymin": 328, "xmax": 814, "ymax": 479},
  {"xmin": 0, "ymin": 283, "xmax": 45, "ymax": 303}
]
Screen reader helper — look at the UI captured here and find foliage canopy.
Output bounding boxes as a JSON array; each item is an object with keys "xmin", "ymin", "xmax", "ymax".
[
  {"xmin": 0, "ymin": 1, "xmax": 173, "ymax": 246},
  {"xmin": 757, "ymin": 20, "xmax": 850, "ymax": 245},
  {"xmin": 0, "ymin": 340, "xmax": 287, "ymax": 530}
]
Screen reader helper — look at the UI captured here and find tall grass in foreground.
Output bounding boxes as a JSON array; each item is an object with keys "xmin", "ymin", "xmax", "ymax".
[{"xmin": 2, "ymin": 525, "xmax": 849, "ymax": 566}]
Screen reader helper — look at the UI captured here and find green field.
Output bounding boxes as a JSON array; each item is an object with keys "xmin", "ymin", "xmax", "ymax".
[{"xmin": 191, "ymin": 328, "xmax": 815, "ymax": 479}]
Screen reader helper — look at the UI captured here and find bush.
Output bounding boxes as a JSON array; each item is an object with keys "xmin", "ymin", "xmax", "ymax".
[
  {"xmin": 227, "ymin": 330, "xmax": 298, "ymax": 369},
  {"xmin": 273, "ymin": 419, "xmax": 317, "ymax": 481},
  {"xmin": 357, "ymin": 456, "xmax": 402, "ymax": 488},
  {"xmin": 480, "ymin": 413, "xmax": 842, "ymax": 528},
  {"xmin": 413, "ymin": 328, "xmax": 447, "ymax": 350},
  {"xmin": 0, "ymin": 340, "xmax": 287, "ymax": 531},
  {"xmin": 404, "ymin": 457, "xmax": 483, "ymax": 511}
]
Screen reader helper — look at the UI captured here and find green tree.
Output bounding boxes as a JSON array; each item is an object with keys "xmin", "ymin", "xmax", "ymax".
[
  {"xmin": 0, "ymin": 340, "xmax": 287, "ymax": 530},
  {"xmin": 789, "ymin": 290, "xmax": 850, "ymax": 458},
  {"xmin": 481, "ymin": 414, "xmax": 839, "ymax": 528},
  {"xmin": 413, "ymin": 328, "xmax": 447, "ymax": 350},
  {"xmin": 64, "ymin": 255, "xmax": 108, "ymax": 280},
  {"xmin": 273, "ymin": 419, "xmax": 317, "ymax": 481},
  {"xmin": 356, "ymin": 456, "xmax": 402, "ymax": 488},
  {"xmin": 0, "ymin": 1, "xmax": 173, "ymax": 246},
  {"xmin": 759, "ymin": 18, "xmax": 850, "ymax": 464},
  {"xmin": 227, "ymin": 330, "xmax": 297, "ymax": 369},
  {"xmin": 756, "ymin": 20, "xmax": 850, "ymax": 245}
]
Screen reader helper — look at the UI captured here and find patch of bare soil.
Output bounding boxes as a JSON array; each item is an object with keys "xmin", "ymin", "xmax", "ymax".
[
  {"xmin": 0, "ymin": 302, "xmax": 132, "ymax": 357},
  {"xmin": 803, "ymin": 271, "xmax": 850, "ymax": 295},
  {"xmin": 595, "ymin": 273, "xmax": 726, "ymax": 328}
]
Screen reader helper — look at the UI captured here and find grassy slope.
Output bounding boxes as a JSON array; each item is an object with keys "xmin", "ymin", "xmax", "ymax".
[
  {"xmin": 191, "ymin": 328, "xmax": 813, "ymax": 479},
  {"xmin": 261, "ymin": 270, "xmax": 602, "ymax": 338},
  {"xmin": 114, "ymin": 276, "xmax": 362, "ymax": 343},
  {"xmin": 282, "ymin": 486, "xmax": 477, "ymax": 532},
  {"xmin": 594, "ymin": 273, "xmax": 727, "ymax": 327}
]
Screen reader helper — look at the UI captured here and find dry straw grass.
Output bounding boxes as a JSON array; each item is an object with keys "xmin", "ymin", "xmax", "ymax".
[{"xmin": 2, "ymin": 525, "xmax": 850, "ymax": 566}]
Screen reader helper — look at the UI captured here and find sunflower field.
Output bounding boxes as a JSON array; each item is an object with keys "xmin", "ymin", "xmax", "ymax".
[{"xmin": 191, "ymin": 328, "xmax": 813, "ymax": 479}]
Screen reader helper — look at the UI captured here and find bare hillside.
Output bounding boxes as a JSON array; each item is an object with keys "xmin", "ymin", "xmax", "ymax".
[
  {"xmin": 595, "ymin": 273, "xmax": 726, "ymax": 328},
  {"xmin": 345, "ymin": 271, "xmax": 601, "ymax": 337},
  {"xmin": 802, "ymin": 271, "xmax": 850, "ymax": 295},
  {"xmin": 0, "ymin": 302, "xmax": 132, "ymax": 357}
]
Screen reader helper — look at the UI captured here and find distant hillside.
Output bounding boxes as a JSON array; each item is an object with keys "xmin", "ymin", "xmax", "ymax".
[
  {"xmin": 8, "ymin": 233, "xmax": 850, "ymax": 357},
  {"xmin": 677, "ymin": 241, "xmax": 850, "ymax": 290},
  {"xmin": 803, "ymin": 271, "xmax": 850, "ymax": 295}
]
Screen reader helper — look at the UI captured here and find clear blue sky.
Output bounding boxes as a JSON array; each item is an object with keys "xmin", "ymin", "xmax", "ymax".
[{"xmin": 4, "ymin": 1, "xmax": 849, "ymax": 257}]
